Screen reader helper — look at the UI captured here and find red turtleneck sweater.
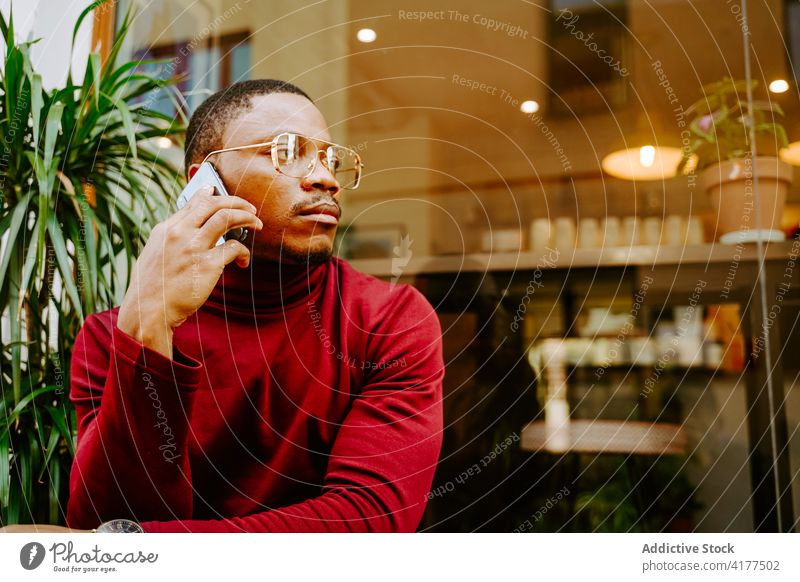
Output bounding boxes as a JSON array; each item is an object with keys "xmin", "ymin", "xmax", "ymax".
[{"xmin": 65, "ymin": 256, "xmax": 444, "ymax": 532}]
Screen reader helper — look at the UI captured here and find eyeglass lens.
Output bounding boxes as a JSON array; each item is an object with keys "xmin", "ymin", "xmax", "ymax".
[{"xmin": 273, "ymin": 133, "xmax": 360, "ymax": 189}]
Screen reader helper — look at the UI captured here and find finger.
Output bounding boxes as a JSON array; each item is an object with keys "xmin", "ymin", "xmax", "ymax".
[
  {"xmin": 176, "ymin": 184, "xmax": 215, "ymax": 216},
  {"xmin": 184, "ymin": 190, "xmax": 259, "ymax": 228},
  {"xmin": 198, "ymin": 208, "xmax": 263, "ymax": 246},
  {"xmin": 208, "ymin": 239, "xmax": 251, "ymax": 269},
  {"xmin": 184, "ymin": 183, "xmax": 215, "ymax": 203}
]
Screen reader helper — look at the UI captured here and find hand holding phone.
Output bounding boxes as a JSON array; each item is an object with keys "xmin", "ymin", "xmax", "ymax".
[
  {"xmin": 177, "ymin": 161, "xmax": 249, "ymax": 246},
  {"xmin": 116, "ymin": 166, "xmax": 262, "ymax": 359}
]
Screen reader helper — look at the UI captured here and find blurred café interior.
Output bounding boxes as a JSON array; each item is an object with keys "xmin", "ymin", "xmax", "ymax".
[{"xmin": 110, "ymin": 0, "xmax": 800, "ymax": 532}]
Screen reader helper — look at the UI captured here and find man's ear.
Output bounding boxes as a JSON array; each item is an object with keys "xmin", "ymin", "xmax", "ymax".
[{"xmin": 187, "ymin": 163, "xmax": 201, "ymax": 181}]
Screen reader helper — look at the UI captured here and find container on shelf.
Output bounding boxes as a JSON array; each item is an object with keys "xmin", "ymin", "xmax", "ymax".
[
  {"xmin": 553, "ymin": 217, "xmax": 576, "ymax": 251},
  {"xmin": 686, "ymin": 216, "xmax": 705, "ymax": 245},
  {"xmin": 622, "ymin": 216, "xmax": 640, "ymax": 246},
  {"xmin": 642, "ymin": 217, "xmax": 662, "ymax": 246},
  {"xmin": 529, "ymin": 218, "xmax": 552, "ymax": 251},
  {"xmin": 601, "ymin": 216, "xmax": 621, "ymax": 247},
  {"xmin": 481, "ymin": 228, "xmax": 523, "ymax": 252},
  {"xmin": 664, "ymin": 215, "xmax": 685, "ymax": 246},
  {"xmin": 578, "ymin": 217, "xmax": 600, "ymax": 249}
]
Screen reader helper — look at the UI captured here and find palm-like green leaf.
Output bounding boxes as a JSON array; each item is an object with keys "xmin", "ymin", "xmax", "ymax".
[{"xmin": 0, "ymin": 0, "xmax": 186, "ymax": 525}]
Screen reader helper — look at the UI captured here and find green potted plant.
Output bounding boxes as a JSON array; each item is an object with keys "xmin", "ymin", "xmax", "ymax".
[
  {"xmin": 0, "ymin": 0, "xmax": 184, "ymax": 525},
  {"xmin": 677, "ymin": 77, "xmax": 792, "ymax": 243}
]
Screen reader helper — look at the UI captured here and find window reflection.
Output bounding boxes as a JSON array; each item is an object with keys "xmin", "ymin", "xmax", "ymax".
[{"xmin": 116, "ymin": 0, "xmax": 800, "ymax": 533}]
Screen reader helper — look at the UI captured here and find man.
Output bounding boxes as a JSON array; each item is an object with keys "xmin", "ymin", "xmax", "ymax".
[{"xmin": 62, "ymin": 79, "xmax": 445, "ymax": 532}]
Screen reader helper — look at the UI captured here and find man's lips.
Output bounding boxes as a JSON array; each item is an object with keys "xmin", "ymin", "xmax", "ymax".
[{"xmin": 297, "ymin": 204, "xmax": 340, "ymax": 225}]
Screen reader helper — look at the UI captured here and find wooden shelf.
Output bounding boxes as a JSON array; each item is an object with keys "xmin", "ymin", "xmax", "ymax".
[
  {"xmin": 348, "ymin": 241, "xmax": 796, "ymax": 277},
  {"xmin": 521, "ymin": 419, "xmax": 688, "ymax": 455}
]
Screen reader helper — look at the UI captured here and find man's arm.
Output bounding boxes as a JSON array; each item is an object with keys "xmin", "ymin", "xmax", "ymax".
[
  {"xmin": 140, "ymin": 285, "xmax": 445, "ymax": 532},
  {"xmin": 66, "ymin": 187, "xmax": 261, "ymax": 529},
  {"xmin": 65, "ymin": 311, "xmax": 202, "ymax": 529}
]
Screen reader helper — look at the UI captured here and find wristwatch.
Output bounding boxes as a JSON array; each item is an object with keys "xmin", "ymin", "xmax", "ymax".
[{"xmin": 92, "ymin": 519, "xmax": 145, "ymax": 533}]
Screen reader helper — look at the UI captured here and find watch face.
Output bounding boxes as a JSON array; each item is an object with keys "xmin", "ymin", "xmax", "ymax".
[{"xmin": 95, "ymin": 519, "xmax": 144, "ymax": 533}]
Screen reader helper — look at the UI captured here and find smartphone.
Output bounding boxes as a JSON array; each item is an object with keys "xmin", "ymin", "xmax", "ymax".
[{"xmin": 176, "ymin": 161, "xmax": 248, "ymax": 247}]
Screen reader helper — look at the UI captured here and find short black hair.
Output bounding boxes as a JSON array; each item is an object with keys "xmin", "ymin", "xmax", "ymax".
[{"xmin": 183, "ymin": 79, "xmax": 312, "ymax": 176}]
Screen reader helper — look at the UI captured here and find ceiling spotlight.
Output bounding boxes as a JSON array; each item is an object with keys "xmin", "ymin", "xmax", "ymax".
[
  {"xmin": 769, "ymin": 79, "xmax": 789, "ymax": 94},
  {"xmin": 520, "ymin": 100, "xmax": 539, "ymax": 114},
  {"xmin": 357, "ymin": 28, "xmax": 377, "ymax": 43}
]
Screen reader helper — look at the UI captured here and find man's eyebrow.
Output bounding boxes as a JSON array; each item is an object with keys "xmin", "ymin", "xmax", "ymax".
[
  {"xmin": 251, "ymin": 132, "xmax": 333, "ymax": 144},
  {"xmin": 250, "ymin": 135, "xmax": 277, "ymax": 145}
]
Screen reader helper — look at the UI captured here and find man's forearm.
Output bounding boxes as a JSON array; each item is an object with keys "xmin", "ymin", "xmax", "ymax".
[
  {"xmin": 140, "ymin": 487, "xmax": 425, "ymax": 533},
  {"xmin": 67, "ymin": 315, "xmax": 201, "ymax": 529}
]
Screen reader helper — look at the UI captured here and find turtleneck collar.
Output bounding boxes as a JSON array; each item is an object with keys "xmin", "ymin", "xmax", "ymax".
[{"xmin": 206, "ymin": 256, "xmax": 330, "ymax": 315}]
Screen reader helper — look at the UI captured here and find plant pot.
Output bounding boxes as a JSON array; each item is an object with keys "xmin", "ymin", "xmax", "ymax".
[{"xmin": 701, "ymin": 156, "xmax": 793, "ymax": 243}]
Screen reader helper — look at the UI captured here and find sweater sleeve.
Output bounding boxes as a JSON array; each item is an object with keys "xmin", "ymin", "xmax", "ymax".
[
  {"xmin": 140, "ymin": 285, "xmax": 445, "ymax": 532},
  {"xmin": 65, "ymin": 311, "xmax": 202, "ymax": 529}
]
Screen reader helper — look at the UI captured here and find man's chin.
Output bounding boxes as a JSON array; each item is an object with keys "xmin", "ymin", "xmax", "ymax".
[
  {"xmin": 286, "ymin": 247, "xmax": 333, "ymax": 267},
  {"xmin": 252, "ymin": 243, "xmax": 333, "ymax": 267}
]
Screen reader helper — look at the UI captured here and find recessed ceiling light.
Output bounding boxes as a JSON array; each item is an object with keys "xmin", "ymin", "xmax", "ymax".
[
  {"xmin": 357, "ymin": 28, "xmax": 377, "ymax": 43},
  {"xmin": 520, "ymin": 100, "xmax": 539, "ymax": 114},
  {"xmin": 769, "ymin": 79, "xmax": 789, "ymax": 93},
  {"xmin": 154, "ymin": 137, "xmax": 173, "ymax": 149}
]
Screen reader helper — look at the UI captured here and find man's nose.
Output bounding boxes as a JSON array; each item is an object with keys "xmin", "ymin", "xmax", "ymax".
[{"xmin": 300, "ymin": 153, "xmax": 340, "ymax": 195}]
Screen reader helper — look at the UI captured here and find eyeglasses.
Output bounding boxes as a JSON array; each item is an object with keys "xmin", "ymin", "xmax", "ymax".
[{"xmin": 202, "ymin": 132, "xmax": 363, "ymax": 190}]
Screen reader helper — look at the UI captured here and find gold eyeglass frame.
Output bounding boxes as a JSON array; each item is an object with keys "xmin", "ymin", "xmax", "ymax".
[{"xmin": 200, "ymin": 131, "xmax": 364, "ymax": 190}]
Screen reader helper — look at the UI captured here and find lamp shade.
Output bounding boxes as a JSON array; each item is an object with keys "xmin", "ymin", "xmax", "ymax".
[
  {"xmin": 601, "ymin": 145, "xmax": 684, "ymax": 181},
  {"xmin": 780, "ymin": 118, "xmax": 800, "ymax": 166},
  {"xmin": 780, "ymin": 142, "xmax": 800, "ymax": 166}
]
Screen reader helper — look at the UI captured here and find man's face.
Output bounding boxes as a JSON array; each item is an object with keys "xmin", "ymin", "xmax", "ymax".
[{"xmin": 188, "ymin": 93, "xmax": 341, "ymax": 265}]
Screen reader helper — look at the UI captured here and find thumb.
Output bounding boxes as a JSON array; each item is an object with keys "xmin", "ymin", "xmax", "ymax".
[{"xmin": 213, "ymin": 239, "xmax": 251, "ymax": 269}]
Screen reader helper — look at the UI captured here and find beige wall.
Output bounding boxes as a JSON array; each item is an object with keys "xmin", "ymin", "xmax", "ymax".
[
  {"xmin": 128, "ymin": 0, "xmax": 349, "ymax": 142},
  {"xmin": 124, "ymin": 0, "xmax": 798, "ymax": 252},
  {"xmin": 340, "ymin": 116, "xmax": 433, "ymax": 255}
]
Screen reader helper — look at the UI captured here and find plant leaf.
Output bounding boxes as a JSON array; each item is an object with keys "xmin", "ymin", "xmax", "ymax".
[
  {"xmin": 31, "ymin": 73, "xmax": 43, "ymax": 149},
  {"xmin": 48, "ymin": 456, "xmax": 62, "ymax": 523},
  {"xmin": 0, "ymin": 193, "xmax": 34, "ymax": 293},
  {"xmin": 113, "ymin": 98, "xmax": 138, "ymax": 158},
  {"xmin": 71, "ymin": 0, "xmax": 110, "ymax": 53},
  {"xmin": 0, "ymin": 432, "xmax": 9, "ymax": 510},
  {"xmin": 45, "ymin": 213, "xmax": 84, "ymax": 321}
]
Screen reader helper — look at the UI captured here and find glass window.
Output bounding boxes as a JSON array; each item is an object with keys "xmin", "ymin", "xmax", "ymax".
[{"xmin": 114, "ymin": 0, "xmax": 800, "ymax": 534}]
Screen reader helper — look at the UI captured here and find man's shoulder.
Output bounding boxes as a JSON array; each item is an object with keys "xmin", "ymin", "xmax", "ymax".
[
  {"xmin": 332, "ymin": 256, "xmax": 429, "ymax": 306},
  {"xmin": 332, "ymin": 257, "xmax": 436, "ymax": 322}
]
